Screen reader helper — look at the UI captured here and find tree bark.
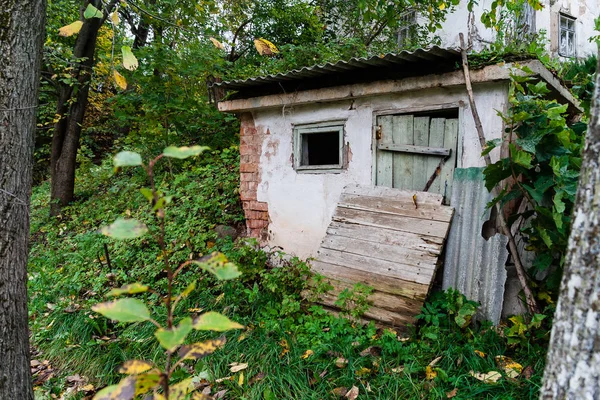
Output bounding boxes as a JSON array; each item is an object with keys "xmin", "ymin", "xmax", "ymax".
[
  {"xmin": 0, "ymin": 0, "xmax": 46, "ymax": 398},
  {"xmin": 50, "ymin": 0, "xmax": 117, "ymax": 216},
  {"xmin": 540, "ymin": 56, "xmax": 600, "ymax": 399}
]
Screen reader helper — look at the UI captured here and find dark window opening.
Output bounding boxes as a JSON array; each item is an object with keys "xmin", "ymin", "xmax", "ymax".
[{"xmin": 301, "ymin": 131, "xmax": 340, "ymax": 166}]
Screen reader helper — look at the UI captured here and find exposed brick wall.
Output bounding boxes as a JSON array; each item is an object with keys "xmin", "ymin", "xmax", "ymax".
[{"xmin": 239, "ymin": 112, "xmax": 269, "ymax": 240}]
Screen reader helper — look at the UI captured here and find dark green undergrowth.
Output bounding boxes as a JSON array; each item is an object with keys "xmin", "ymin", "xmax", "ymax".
[{"xmin": 29, "ymin": 147, "xmax": 549, "ymax": 399}]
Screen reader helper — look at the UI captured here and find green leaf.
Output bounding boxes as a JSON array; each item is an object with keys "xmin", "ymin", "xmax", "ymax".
[
  {"xmin": 139, "ymin": 188, "xmax": 153, "ymax": 202},
  {"xmin": 162, "ymin": 145, "xmax": 209, "ymax": 159},
  {"xmin": 100, "ymin": 218, "xmax": 148, "ymax": 239},
  {"xmin": 121, "ymin": 46, "xmax": 139, "ymax": 71},
  {"xmin": 539, "ymin": 229, "xmax": 553, "ymax": 249},
  {"xmin": 193, "ymin": 311, "xmax": 244, "ymax": 331},
  {"xmin": 510, "ymin": 143, "xmax": 533, "ymax": 168},
  {"xmin": 107, "ymin": 283, "xmax": 149, "ymax": 297},
  {"xmin": 84, "ymin": 3, "xmax": 103, "ymax": 19},
  {"xmin": 191, "ymin": 253, "xmax": 241, "ymax": 280},
  {"xmin": 179, "ymin": 281, "xmax": 196, "ymax": 299},
  {"xmin": 522, "ymin": 184, "xmax": 544, "ymax": 204},
  {"xmin": 93, "ymin": 385, "xmax": 119, "ymax": 400},
  {"xmin": 114, "ymin": 151, "xmax": 142, "ymax": 167},
  {"xmin": 481, "ymin": 138, "xmax": 502, "ymax": 156},
  {"xmin": 134, "ymin": 373, "xmax": 160, "ymax": 396},
  {"xmin": 154, "ymin": 317, "xmax": 193, "ymax": 351},
  {"xmin": 553, "ymin": 190, "xmax": 566, "ymax": 214},
  {"xmin": 178, "ymin": 337, "xmax": 227, "ymax": 361},
  {"xmin": 92, "ymin": 298, "xmax": 151, "ymax": 322},
  {"xmin": 483, "ymin": 159, "xmax": 512, "ymax": 191}
]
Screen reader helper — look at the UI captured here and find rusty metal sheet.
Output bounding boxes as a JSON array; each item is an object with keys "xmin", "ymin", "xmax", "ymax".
[{"xmin": 442, "ymin": 168, "xmax": 508, "ymax": 325}]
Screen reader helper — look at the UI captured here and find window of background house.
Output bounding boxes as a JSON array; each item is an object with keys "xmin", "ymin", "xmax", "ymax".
[
  {"xmin": 397, "ymin": 10, "xmax": 417, "ymax": 48},
  {"xmin": 559, "ymin": 14, "xmax": 576, "ymax": 57},
  {"xmin": 294, "ymin": 122, "xmax": 345, "ymax": 172}
]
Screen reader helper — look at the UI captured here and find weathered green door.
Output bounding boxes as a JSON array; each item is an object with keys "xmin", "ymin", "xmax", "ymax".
[{"xmin": 375, "ymin": 114, "xmax": 458, "ymax": 203}]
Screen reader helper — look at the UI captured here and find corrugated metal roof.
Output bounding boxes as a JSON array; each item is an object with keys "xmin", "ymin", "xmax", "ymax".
[
  {"xmin": 442, "ymin": 168, "xmax": 508, "ymax": 325},
  {"xmin": 215, "ymin": 46, "xmax": 461, "ymax": 91}
]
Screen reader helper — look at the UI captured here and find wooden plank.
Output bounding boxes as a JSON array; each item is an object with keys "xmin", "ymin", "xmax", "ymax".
[
  {"xmin": 315, "ymin": 294, "xmax": 418, "ymax": 326},
  {"xmin": 376, "ymin": 115, "xmax": 393, "ymax": 187},
  {"xmin": 326, "ymin": 221, "xmax": 445, "ymax": 251},
  {"xmin": 320, "ymin": 235, "xmax": 438, "ymax": 269},
  {"xmin": 427, "ymin": 118, "xmax": 446, "ymax": 195},
  {"xmin": 391, "ymin": 115, "xmax": 414, "ymax": 190},
  {"xmin": 441, "ymin": 118, "xmax": 459, "ymax": 204},
  {"xmin": 340, "ymin": 194, "xmax": 454, "ymax": 222},
  {"xmin": 334, "ymin": 207, "xmax": 450, "ymax": 238},
  {"xmin": 316, "ymin": 248, "xmax": 434, "ymax": 285},
  {"xmin": 343, "ymin": 184, "xmax": 443, "ymax": 205},
  {"xmin": 412, "ymin": 117, "xmax": 430, "ymax": 191},
  {"xmin": 377, "ymin": 143, "xmax": 450, "ymax": 156},
  {"xmin": 310, "ymin": 260, "xmax": 429, "ymax": 300}
]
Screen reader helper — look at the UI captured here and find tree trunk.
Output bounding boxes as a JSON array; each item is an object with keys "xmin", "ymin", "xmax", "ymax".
[
  {"xmin": 0, "ymin": 0, "xmax": 46, "ymax": 398},
  {"xmin": 540, "ymin": 57, "xmax": 600, "ymax": 399},
  {"xmin": 50, "ymin": 0, "xmax": 117, "ymax": 216}
]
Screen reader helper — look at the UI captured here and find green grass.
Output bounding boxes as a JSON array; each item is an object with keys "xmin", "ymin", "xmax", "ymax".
[{"xmin": 28, "ymin": 147, "xmax": 549, "ymax": 399}]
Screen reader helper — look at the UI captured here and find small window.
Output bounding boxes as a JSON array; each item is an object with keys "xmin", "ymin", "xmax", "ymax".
[
  {"xmin": 397, "ymin": 10, "xmax": 417, "ymax": 48},
  {"xmin": 294, "ymin": 122, "xmax": 345, "ymax": 172},
  {"xmin": 559, "ymin": 14, "xmax": 576, "ymax": 57}
]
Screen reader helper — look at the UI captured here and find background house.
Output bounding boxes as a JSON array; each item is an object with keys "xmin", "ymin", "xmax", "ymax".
[
  {"xmin": 216, "ymin": 48, "xmax": 580, "ymax": 325},
  {"xmin": 436, "ymin": 0, "xmax": 598, "ymax": 58}
]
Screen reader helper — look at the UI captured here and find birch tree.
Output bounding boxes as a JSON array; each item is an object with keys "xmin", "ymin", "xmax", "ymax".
[
  {"xmin": 540, "ymin": 57, "xmax": 600, "ymax": 399},
  {"xmin": 0, "ymin": 0, "xmax": 46, "ymax": 398}
]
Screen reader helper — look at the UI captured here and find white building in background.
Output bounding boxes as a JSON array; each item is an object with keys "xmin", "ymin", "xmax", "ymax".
[{"xmin": 433, "ymin": 0, "xmax": 598, "ymax": 58}]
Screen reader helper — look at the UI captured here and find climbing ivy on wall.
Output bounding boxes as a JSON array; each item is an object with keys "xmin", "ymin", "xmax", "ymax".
[{"xmin": 483, "ymin": 65, "xmax": 587, "ymax": 300}]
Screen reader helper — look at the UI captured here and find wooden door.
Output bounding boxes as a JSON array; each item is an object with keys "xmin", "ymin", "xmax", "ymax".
[{"xmin": 375, "ymin": 114, "xmax": 458, "ymax": 203}]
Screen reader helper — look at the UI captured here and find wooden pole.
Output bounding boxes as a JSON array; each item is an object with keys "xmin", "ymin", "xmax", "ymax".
[{"xmin": 459, "ymin": 33, "xmax": 539, "ymax": 315}]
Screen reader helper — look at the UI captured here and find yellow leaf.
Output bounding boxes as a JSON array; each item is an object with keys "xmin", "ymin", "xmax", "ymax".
[
  {"xmin": 113, "ymin": 70, "xmax": 127, "ymax": 90},
  {"xmin": 119, "ymin": 360, "xmax": 153, "ymax": 374},
  {"xmin": 58, "ymin": 21, "xmax": 83, "ymax": 37},
  {"xmin": 133, "ymin": 372, "xmax": 160, "ymax": 396},
  {"xmin": 178, "ymin": 337, "xmax": 226, "ymax": 361},
  {"xmin": 355, "ymin": 367, "xmax": 371, "ymax": 376},
  {"xmin": 210, "ymin": 37, "xmax": 224, "ymax": 49},
  {"xmin": 170, "ymin": 377, "xmax": 194, "ymax": 399},
  {"xmin": 469, "ymin": 370, "xmax": 502, "ymax": 383},
  {"xmin": 301, "ymin": 349, "xmax": 314, "ymax": 359},
  {"xmin": 81, "ymin": 384, "xmax": 95, "ymax": 392},
  {"xmin": 121, "ymin": 46, "xmax": 138, "ymax": 71},
  {"xmin": 111, "ymin": 9, "xmax": 119, "ymax": 24},
  {"xmin": 426, "ymin": 365, "xmax": 437, "ymax": 380},
  {"xmin": 254, "ymin": 38, "xmax": 279, "ymax": 56},
  {"xmin": 229, "ymin": 362, "xmax": 248, "ymax": 373},
  {"xmin": 474, "ymin": 350, "xmax": 486, "ymax": 358},
  {"xmin": 495, "ymin": 355, "xmax": 523, "ymax": 378},
  {"xmin": 238, "ymin": 371, "xmax": 244, "ymax": 386},
  {"xmin": 439, "ymin": 2, "xmax": 446, "ymax": 10},
  {"xmin": 279, "ymin": 339, "xmax": 290, "ymax": 357}
]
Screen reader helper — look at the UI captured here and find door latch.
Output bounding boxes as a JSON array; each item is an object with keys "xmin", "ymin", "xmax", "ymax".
[{"xmin": 375, "ymin": 125, "xmax": 382, "ymax": 140}]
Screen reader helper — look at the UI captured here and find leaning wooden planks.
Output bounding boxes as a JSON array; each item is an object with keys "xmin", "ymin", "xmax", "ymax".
[{"xmin": 310, "ymin": 185, "xmax": 454, "ymax": 328}]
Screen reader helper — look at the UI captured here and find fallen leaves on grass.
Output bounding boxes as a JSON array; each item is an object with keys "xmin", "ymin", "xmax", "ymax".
[
  {"xmin": 335, "ymin": 357, "xmax": 348, "ymax": 368},
  {"xmin": 446, "ymin": 387, "xmax": 458, "ymax": 398},
  {"xmin": 469, "ymin": 370, "xmax": 502, "ymax": 383},
  {"xmin": 229, "ymin": 362, "xmax": 248, "ymax": 373},
  {"xmin": 301, "ymin": 349, "xmax": 314, "ymax": 359},
  {"xmin": 495, "ymin": 355, "xmax": 523, "ymax": 378},
  {"xmin": 474, "ymin": 350, "xmax": 486, "ymax": 358},
  {"xmin": 346, "ymin": 385, "xmax": 359, "ymax": 399}
]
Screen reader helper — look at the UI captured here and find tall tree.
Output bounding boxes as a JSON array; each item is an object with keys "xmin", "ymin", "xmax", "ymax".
[
  {"xmin": 0, "ymin": 0, "xmax": 46, "ymax": 398},
  {"xmin": 540, "ymin": 57, "xmax": 600, "ymax": 398},
  {"xmin": 50, "ymin": 0, "xmax": 118, "ymax": 215}
]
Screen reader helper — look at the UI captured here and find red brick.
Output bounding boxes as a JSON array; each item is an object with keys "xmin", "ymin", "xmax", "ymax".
[
  {"xmin": 240, "ymin": 173, "xmax": 257, "ymax": 182},
  {"xmin": 247, "ymin": 210, "xmax": 268, "ymax": 220},
  {"xmin": 240, "ymin": 163, "xmax": 258, "ymax": 173},
  {"xmin": 239, "ymin": 144, "xmax": 258, "ymax": 155},
  {"xmin": 248, "ymin": 181, "xmax": 258, "ymax": 191},
  {"xmin": 240, "ymin": 191, "xmax": 256, "ymax": 201},
  {"xmin": 240, "ymin": 154, "xmax": 252, "ymax": 163},
  {"xmin": 248, "ymin": 219, "xmax": 268, "ymax": 229},
  {"xmin": 248, "ymin": 201, "xmax": 268, "ymax": 212}
]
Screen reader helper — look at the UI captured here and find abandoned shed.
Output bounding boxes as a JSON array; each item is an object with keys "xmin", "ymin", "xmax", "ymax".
[{"xmin": 214, "ymin": 47, "xmax": 581, "ymax": 327}]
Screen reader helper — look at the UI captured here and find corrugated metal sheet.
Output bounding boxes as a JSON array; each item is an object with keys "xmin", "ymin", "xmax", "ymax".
[
  {"xmin": 442, "ymin": 168, "xmax": 508, "ymax": 324},
  {"xmin": 215, "ymin": 46, "xmax": 460, "ymax": 91}
]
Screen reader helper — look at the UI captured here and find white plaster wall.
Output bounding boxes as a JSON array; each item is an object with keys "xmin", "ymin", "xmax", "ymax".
[
  {"xmin": 437, "ymin": 0, "xmax": 598, "ymax": 57},
  {"xmin": 252, "ymin": 82, "xmax": 509, "ymax": 258}
]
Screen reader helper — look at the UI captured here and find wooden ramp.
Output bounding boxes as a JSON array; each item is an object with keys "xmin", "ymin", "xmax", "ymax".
[{"xmin": 310, "ymin": 185, "xmax": 454, "ymax": 328}]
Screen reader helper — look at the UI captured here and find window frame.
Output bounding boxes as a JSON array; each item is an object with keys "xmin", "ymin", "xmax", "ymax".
[
  {"xmin": 397, "ymin": 10, "xmax": 418, "ymax": 48},
  {"xmin": 293, "ymin": 121, "xmax": 346, "ymax": 173},
  {"xmin": 558, "ymin": 13, "xmax": 576, "ymax": 58}
]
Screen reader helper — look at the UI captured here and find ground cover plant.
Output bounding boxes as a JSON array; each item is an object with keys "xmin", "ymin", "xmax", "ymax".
[{"xmin": 28, "ymin": 146, "xmax": 550, "ymax": 399}]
